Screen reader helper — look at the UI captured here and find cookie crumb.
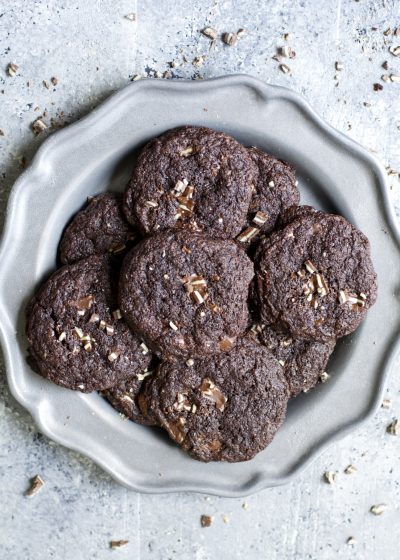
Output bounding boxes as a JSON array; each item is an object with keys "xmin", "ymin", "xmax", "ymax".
[
  {"xmin": 347, "ymin": 536, "xmax": 357, "ymax": 545},
  {"xmin": 201, "ymin": 27, "xmax": 217, "ymax": 40},
  {"xmin": 381, "ymin": 398, "xmax": 392, "ymax": 409},
  {"xmin": 222, "ymin": 514, "xmax": 230, "ymax": 524},
  {"xmin": 193, "ymin": 56, "xmax": 205, "ymax": 68},
  {"xmin": 389, "ymin": 45, "xmax": 400, "ymax": 57},
  {"xmin": 370, "ymin": 504, "xmax": 387, "ymax": 516},
  {"xmin": 110, "ymin": 540, "xmax": 129, "ymax": 549},
  {"xmin": 31, "ymin": 118, "xmax": 47, "ymax": 134},
  {"xmin": 7, "ymin": 62, "xmax": 19, "ymax": 77},
  {"xmin": 124, "ymin": 13, "xmax": 136, "ymax": 21},
  {"xmin": 279, "ymin": 63, "xmax": 291, "ymax": 74},
  {"xmin": 200, "ymin": 514, "xmax": 213, "ymax": 527},
  {"xmin": 387, "ymin": 419, "xmax": 399, "ymax": 435},
  {"xmin": 222, "ymin": 32, "xmax": 237, "ymax": 47},
  {"xmin": 344, "ymin": 464, "xmax": 357, "ymax": 474},
  {"xmin": 242, "ymin": 502, "xmax": 249, "ymax": 510},
  {"xmin": 25, "ymin": 474, "xmax": 45, "ymax": 497},
  {"xmin": 320, "ymin": 371, "xmax": 330, "ymax": 383},
  {"xmin": 324, "ymin": 471, "xmax": 336, "ymax": 484}
]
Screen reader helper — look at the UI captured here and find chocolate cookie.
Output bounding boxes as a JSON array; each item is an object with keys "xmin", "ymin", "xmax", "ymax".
[
  {"xmin": 255, "ymin": 211, "xmax": 377, "ymax": 341},
  {"xmin": 103, "ymin": 363, "xmax": 157, "ymax": 425},
  {"xmin": 123, "ymin": 126, "xmax": 256, "ymax": 238},
  {"xmin": 59, "ymin": 193, "xmax": 137, "ymax": 264},
  {"xmin": 26, "ymin": 255, "xmax": 151, "ymax": 392},
  {"xmin": 119, "ymin": 231, "xmax": 254, "ymax": 360},
  {"xmin": 141, "ymin": 337, "xmax": 289, "ymax": 462},
  {"xmin": 255, "ymin": 324, "xmax": 336, "ymax": 397},
  {"xmin": 236, "ymin": 148, "xmax": 299, "ymax": 244}
]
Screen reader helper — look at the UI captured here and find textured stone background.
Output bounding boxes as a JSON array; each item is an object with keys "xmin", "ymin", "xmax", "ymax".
[{"xmin": 1, "ymin": 1, "xmax": 399, "ymax": 559}]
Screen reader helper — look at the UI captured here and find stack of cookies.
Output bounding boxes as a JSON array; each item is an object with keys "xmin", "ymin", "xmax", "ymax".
[{"xmin": 26, "ymin": 126, "xmax": 377, "ymax": 463}]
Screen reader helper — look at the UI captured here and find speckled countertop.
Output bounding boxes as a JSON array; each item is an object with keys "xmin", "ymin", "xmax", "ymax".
[{"xmin": 1, "ymin": 1, "xmax": 400, "ymax": 559}]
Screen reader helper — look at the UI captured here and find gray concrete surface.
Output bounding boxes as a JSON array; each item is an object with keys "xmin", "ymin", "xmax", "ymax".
[{"xmin": 1, "ymin": 1, "xmax": 400, "ymax": 559}]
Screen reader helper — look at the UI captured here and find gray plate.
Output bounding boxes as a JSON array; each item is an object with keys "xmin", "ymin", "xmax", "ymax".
[{"xmin": 1, "ymin": 75, "xmax": 399, "ymax": 497}]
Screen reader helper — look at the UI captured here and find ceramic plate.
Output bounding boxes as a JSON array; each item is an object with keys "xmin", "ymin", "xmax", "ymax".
[{"xmin": 1, "ymin": 75, "xmax": 399, "ymax": 497}]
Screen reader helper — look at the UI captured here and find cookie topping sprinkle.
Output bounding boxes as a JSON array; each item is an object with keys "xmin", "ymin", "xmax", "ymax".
[
  {"xmin": 338, "ymin": 290, "xmax": 366, "ymax": 307},
  {"xmin": 304, "ymin": 260, "xmax": 317, "ymax": 274},
  {"xmin": 173, "ymin": 392, "xmax": 191, "ymax": 411},
  {"xmin": 253, "ymin": 211, "xmax": 269, "ymax": 226},
  {"xmin": 112, "ymin": 309, "xmax": 122, "ymax": 320},
  {"xmin": 137, "ymin": 369, "xmax": 153, "ymax": 381},
  {"xmin": 173, "ymin": 181, "xmax": 195, "ymax": 220},
  {"xmin": 182, "ymin": 274, "xmax": 208, "ymax": 304},
  {"xmin": 236, "ymin": 226, "xmax": 260, "ymax": 242},
  {"xmin": 108, "ymin": 352, "xmax": 119, "ymax": 362},
  {"xmin": 179, "ymin": 146, "xmax": 194, "ymax": 157},
  {"xmin": 199, "ymin": 378, "xmax": 227, "ymax": 411},
  {"xmin": 74, "ymin": 326, "xmax": 84, "ymax": 339}
]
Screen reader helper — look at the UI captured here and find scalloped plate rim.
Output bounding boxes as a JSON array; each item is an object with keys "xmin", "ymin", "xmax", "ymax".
[{"xmin": 0, "ymin": 74, "xmax": 399, "ymax": 496}]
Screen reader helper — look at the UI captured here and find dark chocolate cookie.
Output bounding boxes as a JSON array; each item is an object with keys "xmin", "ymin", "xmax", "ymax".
[
  {"xmin": 119, "ymin": 231, "xmax": 254, "ymax": 360},
  {"xmin": 255, "ymin": 211, "xmax": 377, "ymax": 341},
  {"xmin": 26, "ymin": 255, "xmax": 151, "ymax": 392},
  {"xmin": 141, "ymin": 337, "xmax": 289, "ymax": 462},
  {"xmin": 254, "ymin": 324, "xmax": 336, "ymax": 397},
  {"xmin": 59, "ymin": 193, "xmax": 137, "ymax": 264},
  {"xmin": 123, "ymin": 126, "xmax": 256, "ymax": 238},
  {"xmin": 103, "ymin": 362, "xmax": 157, "ymax": 425},
  {"xmin": 236, "ymin": 148, "xmax": 299, "ymax": 244}
]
